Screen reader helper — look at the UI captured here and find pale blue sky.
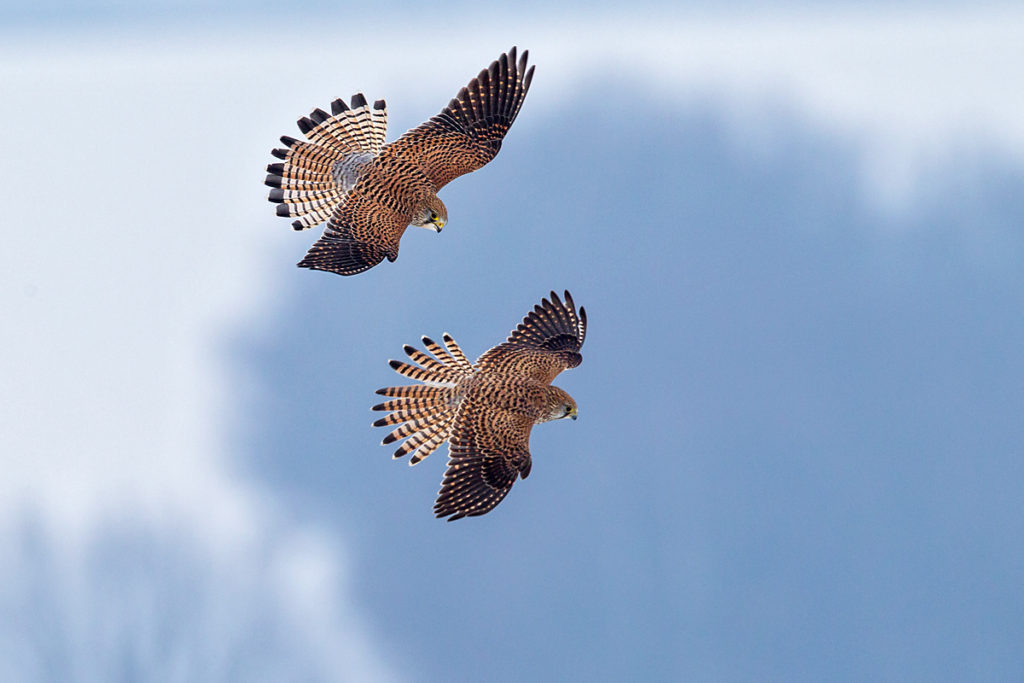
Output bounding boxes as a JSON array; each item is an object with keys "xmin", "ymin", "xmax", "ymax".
[{"xmin": 2, "ymin": 6, "xmax": 1022, "ymax": 681}]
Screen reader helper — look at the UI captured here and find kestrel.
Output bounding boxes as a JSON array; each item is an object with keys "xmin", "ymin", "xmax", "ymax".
[
  {"xmin": 373, "ymin": 291, "xmax": 587, "ymax": 521},
  {"xmin": 266, "ymin": 47, "xmax": 535, "ymax": 276}
]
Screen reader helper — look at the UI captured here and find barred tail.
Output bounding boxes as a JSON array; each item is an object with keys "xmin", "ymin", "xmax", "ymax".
[
  {"xmin": 372, "ymin": 334, "xmax": 475, "ymax": 465},
  {"xmin": 266, "ymin": 94, "xmax": 388, "ymax": 231}
]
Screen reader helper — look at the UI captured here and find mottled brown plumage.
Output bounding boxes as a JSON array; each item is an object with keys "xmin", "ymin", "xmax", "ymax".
[
  {"xmin": 373, "ymin": 291, "xmax": 587, "ymax": 521},
  {"xmin": 266, "ymin": 48, "xmax": 535, "ymax": 276}
]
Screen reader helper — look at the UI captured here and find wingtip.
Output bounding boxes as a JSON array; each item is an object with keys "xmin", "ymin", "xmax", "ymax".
[{"xmin": 523, "ymin": 64, "xmax": 535, "ymax": 91}]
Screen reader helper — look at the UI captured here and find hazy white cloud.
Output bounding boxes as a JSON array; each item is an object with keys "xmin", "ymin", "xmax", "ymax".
[
  {"xmin": 267, "ymin": 6, "xmax": 1024, "ymax": 206},
  {"xmin": 587, "ymin": 7, "xmax": 1024, "ymax": 205},
  {"xmin": 0, "ymin": 518, "xmax": 400, "ymax": 682},
  {"xmin": 4, "ymin": 6, "xmax": 1020, "ymax": 206},
  {"xmin": 0, "ymin": 37, "xmax": 398, "ymax": 681}
]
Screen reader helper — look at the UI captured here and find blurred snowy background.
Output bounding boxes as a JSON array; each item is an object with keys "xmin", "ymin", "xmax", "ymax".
[{"xmin": 2, "ymin": 2, "xmax": 1023, "ymax": 680}]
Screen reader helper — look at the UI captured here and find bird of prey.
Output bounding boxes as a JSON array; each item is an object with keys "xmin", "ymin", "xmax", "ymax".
[
  {"xmin": 265, "ymin": 47, "xmax": 535, "ymax": 276},
  {"xmin": 372, "ymin": 291, "xmax": 587, "ymax": 521}
]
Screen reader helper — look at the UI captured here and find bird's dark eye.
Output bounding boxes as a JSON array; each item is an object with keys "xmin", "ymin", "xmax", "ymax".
[
  {"xmin": 430, "ymin": 211, "xmax": 438, "ymax": 220},
  {"xmin": 564, "ymin": 406, "xmax": 572, "ymax": 414}
]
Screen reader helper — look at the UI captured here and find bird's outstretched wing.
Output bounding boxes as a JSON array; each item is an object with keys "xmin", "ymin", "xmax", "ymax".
[
  {"xmin": 477, "ymin": 290, "xmax": 588, "ymax": 383},
  {"xmin": 389, "ymin": 46, "xmax": 535, "ymax": 191},
  {"xmin": 296, "ymin": 193, "xmax": 406, "ymax": 276},
  {"xmin": 434, "ymin": 399, "xmax": 534, "ymax": 521}
]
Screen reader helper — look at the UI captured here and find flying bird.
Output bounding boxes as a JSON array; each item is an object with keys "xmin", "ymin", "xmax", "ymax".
[
  {"xmin": 266, "ymin": 47, "xmax": 535, "ymax": 276},
  {"xmin": 373, "ymin": 291, "xmax": 587, "ymax": 521}
]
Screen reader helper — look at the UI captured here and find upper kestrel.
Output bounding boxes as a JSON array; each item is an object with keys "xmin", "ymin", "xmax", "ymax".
[
  {"xmin": 372, "ymin": 291, "xmax": 587, "ymax": 520},
  {"xmin": 266, "ymin": 47, "xmax": 535, "ymax": 276}
]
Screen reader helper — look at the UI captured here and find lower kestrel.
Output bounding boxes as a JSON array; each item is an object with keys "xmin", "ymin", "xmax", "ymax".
[{"xmin": 372, "ymin": 291, "xmax": 587, "ymax": 520}]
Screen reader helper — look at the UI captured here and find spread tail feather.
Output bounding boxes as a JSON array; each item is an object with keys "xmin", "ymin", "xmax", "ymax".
[
  {"xmin": 372, "ymin": 334, "xmax": 475, "ymax": 465},
  {"xmin": 266, "ymin": 94, "xmax": 388, "ymax": 231}
]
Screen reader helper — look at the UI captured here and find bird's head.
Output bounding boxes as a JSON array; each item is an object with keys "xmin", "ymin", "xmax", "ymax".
[
  {"xmin": 412, "ymin": 195, "xmax": 447, "ymax": 232},
  {"xmin": 541, "ymin": 386, "xmax": 578, "ymax": 423}
]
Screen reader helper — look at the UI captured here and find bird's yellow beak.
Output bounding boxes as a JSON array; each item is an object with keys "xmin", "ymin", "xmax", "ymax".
[
  {"xmin": 431, "ymin": 218, "xmax": 445, "ymax": 233},
  {"xmin": 570, "ymin": 408, "xmax": 578, "ymax": 420}
]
